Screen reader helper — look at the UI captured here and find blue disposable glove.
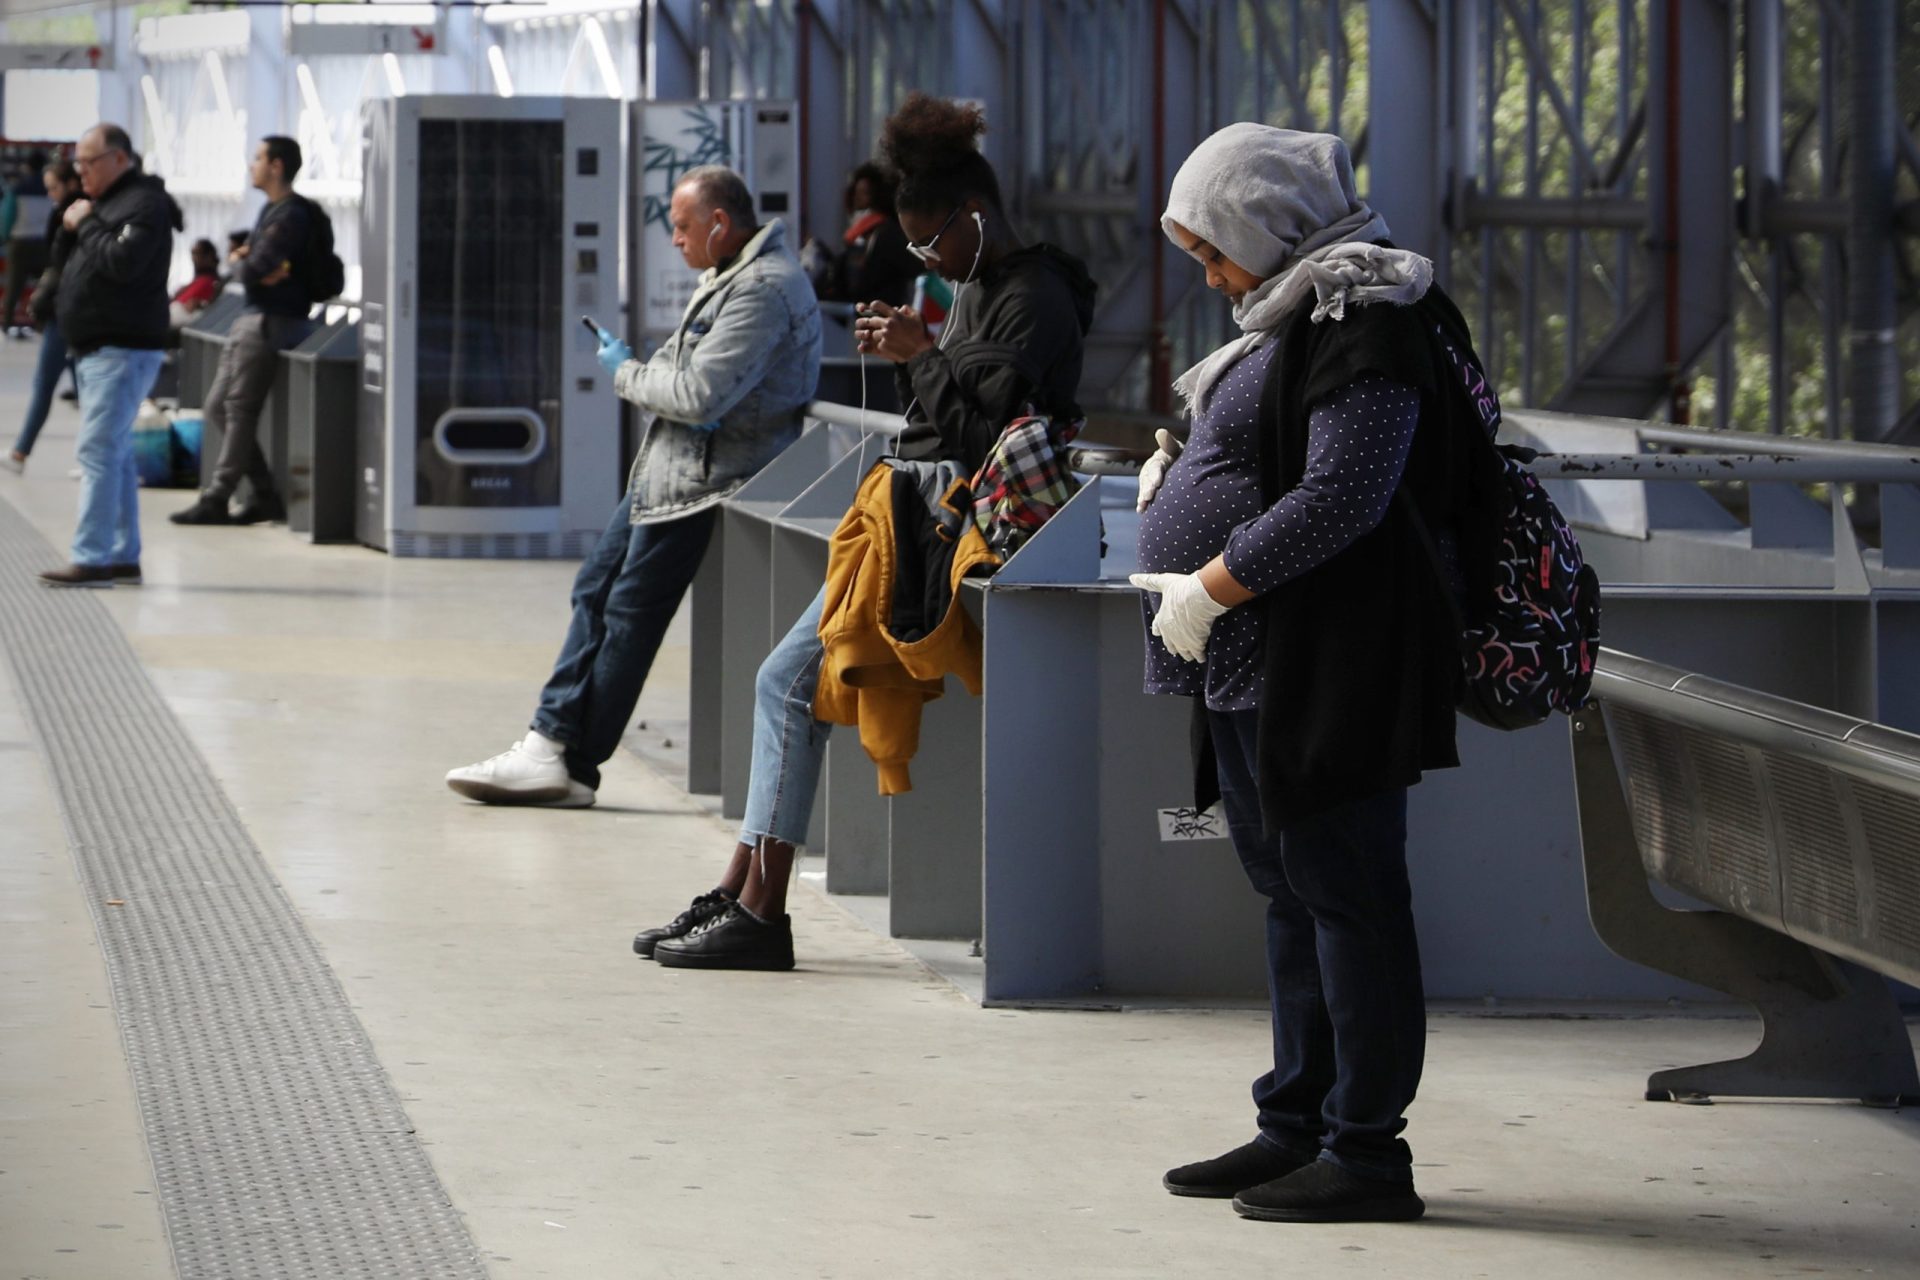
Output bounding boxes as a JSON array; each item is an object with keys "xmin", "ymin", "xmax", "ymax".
[{"xmin": 596, "ymin": 331, "xmax": 633, "ymax": 375}]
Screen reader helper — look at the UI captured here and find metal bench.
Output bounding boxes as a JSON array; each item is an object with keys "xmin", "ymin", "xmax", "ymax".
[{"xmin": 1570, "ymin": 648, "xmax": 1920, "ymax": 1105}]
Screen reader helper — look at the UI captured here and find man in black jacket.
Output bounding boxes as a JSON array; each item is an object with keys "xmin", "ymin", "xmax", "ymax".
[
  {"xmin": 171, "ymin": 136, "xmax": 316, "ymax": 527},
  {"xmin": 41, "ymin": 124, "xmax": 177, "ymax": 589}
]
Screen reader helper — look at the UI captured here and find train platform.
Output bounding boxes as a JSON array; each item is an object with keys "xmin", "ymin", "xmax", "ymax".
[{"xmin": 1, "ymin": 339, "xmax": 1915, "ymax": 1279}]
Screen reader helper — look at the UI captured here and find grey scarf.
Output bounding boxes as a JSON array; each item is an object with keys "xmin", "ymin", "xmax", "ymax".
[{"xmin": 1162, "ymin": 124, "xmax": 1433, "ymax": 414}]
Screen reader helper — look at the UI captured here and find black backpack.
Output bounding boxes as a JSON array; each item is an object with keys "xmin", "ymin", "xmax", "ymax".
[
  {"xmin": 298, "ymin": 195, "xmax": 346, "ymax": 302},
  {"xmin": 1406, "ymin": 315, "xmax": 1602, "ymax": 731}
]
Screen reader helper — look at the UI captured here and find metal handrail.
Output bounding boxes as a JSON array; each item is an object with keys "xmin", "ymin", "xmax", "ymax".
[
  {"xmin": 806, "ymin": 400, "xmax": 907, "ymax": 436},
  {"xmin": 803, "ymin": 400, "xmax": 1920, "ymax": 485},
  {"xmin": 1534, "ymin": 453, "xmax": 1920, "ymax": 483},
  {"xmin": 1591, "ymin": 648, "xmax": 1920, "ymax": 788},
  {"xmin": 1635, "ymin": 423, "xmax": 1920, "ymax": 462}
]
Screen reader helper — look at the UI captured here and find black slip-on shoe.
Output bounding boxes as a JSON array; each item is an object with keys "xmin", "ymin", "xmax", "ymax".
[
  {"xmin": 1232, "ymin": 1158, "xmax": 1425, "ymax": 1224},
  {"xmin": 169, "ymin": 493, "xmax": 234, "ymax": 525},
  {"xmin": 38, "ymin": 563, "xmax": 116, "ymax": 588},
  {"xmin": 232, "ymin": 493, "xmax": 286, "ymax": 525},
  {"xmin": 633, "ymin": 889, "xmax": 736, "ymax": 958},
  {"xmin": 653, "ymin": 904, "xmax": 794, "ymax": 971},
  {"xmin": 1163, "ymin": 1139, "xmax": 1319, "ymax": 1199}
]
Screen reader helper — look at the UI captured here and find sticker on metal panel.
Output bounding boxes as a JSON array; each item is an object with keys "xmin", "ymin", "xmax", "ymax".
[{"xmin": 1157, "ymin": 805, "xmax": 1226, "ymax": 842}]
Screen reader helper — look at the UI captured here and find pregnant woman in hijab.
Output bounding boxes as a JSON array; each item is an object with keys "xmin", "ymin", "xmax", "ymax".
[{"xmin": 1131, "ymin": 123, "xmax": 1501, "ymax": 1225}]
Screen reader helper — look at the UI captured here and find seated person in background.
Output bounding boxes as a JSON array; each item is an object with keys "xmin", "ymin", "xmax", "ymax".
[
  {"xmin": 169, "ymin": 238, "xmax": 222, "ymax": 330},
  {"xmin": 806, "ymin": 162, "xmax": 921, "ymax": 309},
  {"xmin": 445, "ymin": 166, "xmax": 821, "ymax": 811},
  {"xmin": 627, "ymin": 93, "xmax": 1095, "ymax": 972}
]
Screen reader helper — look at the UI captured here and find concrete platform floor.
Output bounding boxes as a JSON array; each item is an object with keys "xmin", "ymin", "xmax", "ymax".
[{"xmin": 0, "ymin": 339, "xmax": 1915, "ymax": 1280}]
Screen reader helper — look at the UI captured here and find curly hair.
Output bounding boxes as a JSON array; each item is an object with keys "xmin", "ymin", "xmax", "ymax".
[{"xmin": 877, "ymin": 93, "xmax": 1003, "ymax": 217}]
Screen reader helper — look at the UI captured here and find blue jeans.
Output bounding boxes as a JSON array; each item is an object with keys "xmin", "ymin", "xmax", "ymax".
[
  {"xmin": 71, "ymin": 347, "xmax": 163, "ymax": 568},
  {"xmin": 1209, "ymin": 707, "xmax": 1424, "ymax": 1182},
  {"xmin": 739, "ymin": 585, "xmax": 831, "ymax": 847},
  {"xmin": 11, "ymin": 321, "xmax": 71, "ymax": 457},
  {"xmin": 531, "ymin": 495, "xmax": 717, "ymax": 792}
]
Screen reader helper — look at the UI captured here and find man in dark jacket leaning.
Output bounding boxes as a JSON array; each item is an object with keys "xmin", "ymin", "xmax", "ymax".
[
  {"xmin": 41, "ymin": 123, "xmax": 178, "ymax": 588},
  {"xmin": 172, "ymin": 136, "xmax": 316, "ymax": 526}
]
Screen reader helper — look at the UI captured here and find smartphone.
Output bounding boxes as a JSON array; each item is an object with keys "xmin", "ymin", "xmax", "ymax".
[{"xmin": 580, "ymin": 314, "xmax": 606, "ymax": 340}]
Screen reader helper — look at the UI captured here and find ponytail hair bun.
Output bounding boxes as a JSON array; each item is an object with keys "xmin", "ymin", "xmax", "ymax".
[{"xmin": 878, "ymin": 92, "xmax": 1003, "ymax": 216}]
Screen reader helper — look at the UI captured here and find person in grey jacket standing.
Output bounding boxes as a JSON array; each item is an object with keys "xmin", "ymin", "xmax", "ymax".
[{"xmin": 447, "ymin": 165, "xmax": 821, "ymax": 808}]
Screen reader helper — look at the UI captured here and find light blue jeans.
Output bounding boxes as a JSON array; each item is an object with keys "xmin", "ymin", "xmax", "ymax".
[
  {"xmin": 72, "ymin": 347, "xmax": 162, "ymax": 568},
  {"xmin": 740, "ymin": 585, "xmax": 832, "ymax": 847}
]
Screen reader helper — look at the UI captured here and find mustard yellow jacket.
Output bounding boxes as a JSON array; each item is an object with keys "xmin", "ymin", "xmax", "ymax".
[{"xmin": 813, "ymin": 463, "xmax": 1000, "ymax": 794}]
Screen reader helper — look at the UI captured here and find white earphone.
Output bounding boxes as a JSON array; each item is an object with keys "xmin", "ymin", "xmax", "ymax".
[{"xmin": 960, "ymin": 209, "xmax": 986, "ymax": 286}]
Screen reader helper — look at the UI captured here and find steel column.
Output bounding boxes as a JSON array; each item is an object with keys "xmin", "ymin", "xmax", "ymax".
[
  {"xmin": 1367, "ymin": 0, "xmax": 1443, "ymax": 257},
  {"xmin": 1847, "ymin": 0, "xmax": 1901, "ymax": 443}
]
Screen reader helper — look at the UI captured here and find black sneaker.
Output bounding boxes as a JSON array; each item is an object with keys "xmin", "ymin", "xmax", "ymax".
[
  {"xmin": 632, "ymin": 889, "xmax": 735, "ymax": 958},
  {"xmin": 169, "ymin": 493, "xmax": 234, "ymax": 525},
  {"xmin": 232, "ymin": 492, "xmax": 286, "ymax": 525},
  {"xmin": 1164, "ymin": 1138, "xmax": 1319, "ymax": 1199},
  {"xmin": 1232, "ymin": 1158, "xmax": 1425, "ymax": 1224},
  {"xmin": 653, "ymin": 904, "xmax": 794, "ymax": 971},
  {"xmin": 37, "ymin": 563, "xmax": 116, "ymax": 589}
]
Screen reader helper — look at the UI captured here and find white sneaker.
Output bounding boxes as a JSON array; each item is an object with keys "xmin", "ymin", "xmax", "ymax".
[
  {"xmin": 0, "ymin": 454, "xmax": 22, "ymax": 475},
  {"xmin": 445, "ymin": 734, "xmax": 595, "ymax": 807}
]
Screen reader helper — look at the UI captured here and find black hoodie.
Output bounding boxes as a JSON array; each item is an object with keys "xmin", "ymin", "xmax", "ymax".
[
  {"xmin": 56, "ymin": 168, "xmax": 182, "ymax": 355},
  {"xmin": 892, "ymin": 243, "xmax": 1097, "ymax": 473}
]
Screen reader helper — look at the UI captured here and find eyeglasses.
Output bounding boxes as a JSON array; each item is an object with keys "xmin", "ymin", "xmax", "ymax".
[
  {"xmin": 73, "ymin": 153, "xmax": 107, "ymax": 170},
  {"xmin": 905, "ymin": 205, "xmax": 964, "ymax": 267}
]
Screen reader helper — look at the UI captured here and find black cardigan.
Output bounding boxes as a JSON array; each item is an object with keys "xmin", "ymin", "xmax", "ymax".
[{"xmin": 1193, "ymin": 284, "xmax": 1505, "ymax": 832}]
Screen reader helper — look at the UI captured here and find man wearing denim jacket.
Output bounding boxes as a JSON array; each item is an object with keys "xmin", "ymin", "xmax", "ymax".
[{"xmin": 447, "ymin": 166, "xmax": 821, "ymax": 808}]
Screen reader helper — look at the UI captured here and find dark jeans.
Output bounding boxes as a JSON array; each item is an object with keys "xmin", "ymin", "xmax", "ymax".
[
  {"xmin": 1209, "ymin": 707, "xmax": 1425, "ymax": 1182},
  {"xmin": 3, "ymin": 237, "xmax": 48, "ymax": 328},
  {"xmin": 11, "ymin": 320, "xmax": 71, "ymax": 456},
  {"xmin": 203, "ymin": 311, "xmax": 315, "ymax": 499},
  {"xmin": 531, "ymin": 495, "xmax": 717, "ymax": 792}
]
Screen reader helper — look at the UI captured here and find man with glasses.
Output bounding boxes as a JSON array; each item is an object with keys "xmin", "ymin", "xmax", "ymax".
[{"xmin": 40, "ymin": 123, "xmax": 179, "ymax": 588}]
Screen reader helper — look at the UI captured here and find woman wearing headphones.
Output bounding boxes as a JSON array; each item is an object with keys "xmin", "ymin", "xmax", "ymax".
[{"xmin": 631, "ymin": 94, "xmax": 1097, "ymax": 970}]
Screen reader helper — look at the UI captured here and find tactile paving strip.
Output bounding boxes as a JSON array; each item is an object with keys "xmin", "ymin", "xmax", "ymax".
[{"xmin": 0, "ymin": 497, "xmax": 489, "ymax": 1280}]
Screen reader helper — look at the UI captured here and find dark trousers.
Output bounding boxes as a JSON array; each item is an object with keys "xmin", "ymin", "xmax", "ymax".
[
  {"xmin": 3, "ymin": 237, "xmax": 48, "ymax": 328},
  {"xmin": 11, "ymin": 319, "xmax": 71, "ymax": 456},
  {"xmin": 532, "ymin": 496, "xmax": 717, "ymax": 792},
  {"xmin": 1209, "ymin": 707, "xmax": 1425, "ymax": 1182},
  {"xmin": 203, "ymin": 311, "xmax": 314, "ymax": 499}
]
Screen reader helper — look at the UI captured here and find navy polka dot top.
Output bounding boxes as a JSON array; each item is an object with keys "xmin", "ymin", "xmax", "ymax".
[{"xmin": 1137, "ymin": 343, "xmax": 1421, "ymax": 710}]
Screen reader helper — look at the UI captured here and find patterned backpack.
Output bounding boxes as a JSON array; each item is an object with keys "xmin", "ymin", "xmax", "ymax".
[{"xmin": 1408, "ymin": 317, "xmax": 1602, "ymax": 731}]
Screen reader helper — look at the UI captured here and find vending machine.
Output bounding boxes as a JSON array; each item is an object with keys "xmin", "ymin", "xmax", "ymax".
[{"xmin": 358, "ymin": 95, "xmax": 622, "ymax": 557}]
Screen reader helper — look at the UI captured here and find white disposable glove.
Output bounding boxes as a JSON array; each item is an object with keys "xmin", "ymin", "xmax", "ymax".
[
  {"xmin": 1134, "ymin": 428, "xmax": 1184, "ymax": 512},
  {"xmin": 1129, "ymin": 571, "xmax": 1231, "ymax": 664}
]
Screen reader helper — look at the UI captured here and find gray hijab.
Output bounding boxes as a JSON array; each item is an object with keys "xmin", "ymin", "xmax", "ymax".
[{"xmin": 1162, "ymin": 124, "xmax": 1433, "ymax": 413}]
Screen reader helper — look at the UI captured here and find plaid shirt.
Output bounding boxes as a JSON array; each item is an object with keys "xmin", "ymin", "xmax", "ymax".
[{"xmin": 967, "ymin": 414, "xmax": 1083, "ymax": 559}]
